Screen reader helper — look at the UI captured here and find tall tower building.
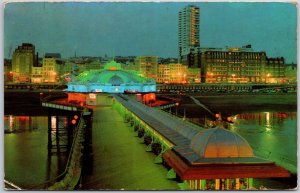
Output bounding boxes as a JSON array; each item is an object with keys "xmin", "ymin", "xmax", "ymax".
[
  {"xmin": 12, "ymin": 43, "xmax": 35, "ymax": 83},
  {"xmin": 178, "ymin": 5, "xmax": 200, "ymax": 67}
]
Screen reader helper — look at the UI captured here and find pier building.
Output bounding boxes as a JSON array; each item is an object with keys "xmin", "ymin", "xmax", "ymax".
[{"xmin": 65, "ymin": 61, "xmax": 156, "ymax": 94}]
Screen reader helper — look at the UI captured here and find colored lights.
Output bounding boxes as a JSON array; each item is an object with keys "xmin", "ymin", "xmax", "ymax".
[
  {"xmin": 89, "ymin": 93, "xmax": 96, "ymax": 99},
  {"xmin": 71, "ymin": 119, "xmax": 76, "ymax": 125}
]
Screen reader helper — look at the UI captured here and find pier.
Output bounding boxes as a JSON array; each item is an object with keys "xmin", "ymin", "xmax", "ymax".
[{"xmin": 27, "ymin": 92, "xmax": 291, "ymax": 190}]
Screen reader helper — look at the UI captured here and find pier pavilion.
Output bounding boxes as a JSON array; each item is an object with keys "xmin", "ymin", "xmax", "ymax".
[
  {"xmin": 65, "ymin": 61, "xmax": 156, "ymax": 93},
  {"xmin": 163, "ymin": 127, "xmax": 290, "ymax": 190}
]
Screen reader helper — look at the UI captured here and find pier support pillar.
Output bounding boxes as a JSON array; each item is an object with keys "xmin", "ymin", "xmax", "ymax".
[
  {"xmin": 47, "ymin": 109, "xmax": 73, "ymax": 155},
  {"xmin": 47, "ymin": 109, "xmax": 52, "ymax": 153}
]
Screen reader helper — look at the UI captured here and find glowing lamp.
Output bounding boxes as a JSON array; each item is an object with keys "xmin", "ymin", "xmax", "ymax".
[
  {"xmin": 71, "ymin": 119, "xmax": 76, "ymax": 125},
  {"xmin": 215, "ymin": 114, "xmax": 220, "ymax": 119},
  {"xmin": 175, "ymin": 102, "xmax": 179, "ymax": 106},
  {"xmin": 89, "ymin": 93, "xmax": 96, "ymax": 99},
  {"xmin": 227, "ymin": 117, "xmax": 233, "ymax": 122},
  {"xmin": 74, "ymin": 115, "xmax": 79, "ymax": 120}
]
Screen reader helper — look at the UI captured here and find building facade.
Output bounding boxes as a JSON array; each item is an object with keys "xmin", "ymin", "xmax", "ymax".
[
  {"xmin": 265, "ymin": 57, "xmax": 285, "ymax": 83},
  {"xmin": 187, "ymin": 67, "xmax": 201, "ymax": 83},
  {"xmin": 157, "ymin": 63, "xmax": 200, "ymax": 84},
  {"xmin": 200, "ymin": 46, "xmax": 270, "ymax": 83},
  {"xmin": 157, "ymin": 63, "xmax": 187, "ymax": 84},
  {"xmin": 4, "ymin": 59, "xmax": 12, "ymax": 83},
  {"xmin": 12, "ymin": 43, "xmax": 36, "ymax": 83},
  {"xmin": 284, "ymin": 64, "xmax": 297, "ymax": 83},
  {"xmin": 178, "ymin": 5, "xmax": 200, "ymax": 67},
  {"xmin": 135, "ymin": 56, "xmax": 158, "ymax": 79},
  {"xmin": 42, "ymin": 53, "xmax": 62, "ymax": 83},
  {"xmin": 31, "ymin": 66, "xmax": 43, "ymax": 83}
]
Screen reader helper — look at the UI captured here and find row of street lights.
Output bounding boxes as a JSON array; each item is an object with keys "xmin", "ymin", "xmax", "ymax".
[{"xmin": 207, "ymin": 72, "xmax": 272, "ymax": 83}]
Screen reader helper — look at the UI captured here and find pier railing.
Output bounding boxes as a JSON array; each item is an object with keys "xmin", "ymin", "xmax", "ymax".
[
  {"xmin": 46, "ymin": 109, "xmax": 86, "ymax": 190},
  {"xmin": 25, "ymin": 109, "xmax": 87, "ymax": 190},
  {"xmin": 4, "ymin": 180, "xmax": 22, "ymax": 190}
]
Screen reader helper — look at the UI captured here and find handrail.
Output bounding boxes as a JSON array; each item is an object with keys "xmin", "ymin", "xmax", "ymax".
[
  {"xmin": 27, "ymin": 111, "xmax": 84, "ymax": 189},
  {"xmin": 4, "ymin": 180, "xmax": 22, "ymax": 190}
]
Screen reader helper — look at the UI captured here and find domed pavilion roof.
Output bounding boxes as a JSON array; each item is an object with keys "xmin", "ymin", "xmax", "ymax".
[
  {"xmin": 190, "ymin": 127, "xmax": 254, "ymax": 158},
  {"xmin": 73, "ymin": 61, "xmax": 153, "ymax": 84}
]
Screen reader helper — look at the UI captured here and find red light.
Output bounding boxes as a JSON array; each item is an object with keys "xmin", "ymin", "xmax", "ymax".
[
  {"xmin": 19, "ymin": 116, "xmax": 29, "ymax": 122},
  {"xmin": 74, "ymin": 115, "xmax": 79, "ymax": 120},
  {"xmin": 65, "ymin": 77, "xmax": 71, "ymax": 82},
  {"xmin": 71, "ymin": 119, "xmax": 76, "ymax": 125},
  {"xmin": 227, "ymin": 117, "xmax": 233, "ymax": 122}
]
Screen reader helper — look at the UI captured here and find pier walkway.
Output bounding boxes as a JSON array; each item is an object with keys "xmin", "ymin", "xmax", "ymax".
[{"xmin": 81, "ymin": 95, "xmax": 178, "ymax": 190}]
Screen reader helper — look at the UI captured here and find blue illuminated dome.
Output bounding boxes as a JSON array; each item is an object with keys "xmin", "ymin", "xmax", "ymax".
[{"xmin": 66, "ymin": 60, "xmax": 156, "ymax": 93}]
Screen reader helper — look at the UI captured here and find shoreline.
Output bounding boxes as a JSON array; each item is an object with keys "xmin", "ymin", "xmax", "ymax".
[{"xmin": 4, "ymin": 91, "xmax": 297, "ymax": 116}]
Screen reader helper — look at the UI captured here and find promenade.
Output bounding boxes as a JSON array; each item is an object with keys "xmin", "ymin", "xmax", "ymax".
[{"xmin": 81, "ymin": 95, "xmax": 178, "ymax": 190}]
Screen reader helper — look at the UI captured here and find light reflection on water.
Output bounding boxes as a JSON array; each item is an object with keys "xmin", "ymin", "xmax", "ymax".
[
  {"xmin": 187, "ymin": 111, "xmax": 297, "ymax": 189},
  {"xmin": 4, "ymin": 111, "xmax": 297, "ymax": 189},
  {"xmin": 4, "ymin": 115, "xmax": 68, "ymax": 189},
  {"xmin": 229, "ymin": 112, "xmax": 297, "ymax": 174},
  {"xmin": 4, "ymin": 115, "xmax": 41, "ymax": 133}
]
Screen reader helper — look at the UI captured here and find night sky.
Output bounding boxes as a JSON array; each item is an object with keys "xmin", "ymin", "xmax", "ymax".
[{"xmin": 4, "ymin": 2, "xmax": 297, "ymax": 63}]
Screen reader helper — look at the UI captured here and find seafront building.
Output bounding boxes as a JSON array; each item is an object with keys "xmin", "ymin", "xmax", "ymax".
[
  {"xmin": 199, "ymin": 46, "xmax": 288, "ymax": 83},
  {"xmin": 42, "ymin": 53, "xmax": 63, "ymax": 83},
  {"xmin": 134, "ymin": 56, "xmax": 158, "ymax": 79},
  {"xmin": 284, "ymin": 64, "xmax": 297, "ymax": 83},
  {"xmin": 11, "ymin": 43, "xmax": 36, "ymax": 83},
  {"xmin": 178, "ymin": 5, "xmax": 200, "ymax": 67},
  {"xmin": 4, "ymin": 59, "xmax": 12, "ymax": 82},
  {"xmin": 157, "ymin": 63, "xmax": 201, "ymax": 84}
]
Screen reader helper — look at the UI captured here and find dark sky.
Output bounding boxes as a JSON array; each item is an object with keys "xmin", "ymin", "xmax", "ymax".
[{"xmin": 4, "ymin": 2, "xmax": 297, "ymax": 63}]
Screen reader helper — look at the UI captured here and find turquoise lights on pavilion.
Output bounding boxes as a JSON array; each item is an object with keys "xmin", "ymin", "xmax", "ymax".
[{"xmin": 66, "ymin": 60, "xmax": 156, "ymax": 93}]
